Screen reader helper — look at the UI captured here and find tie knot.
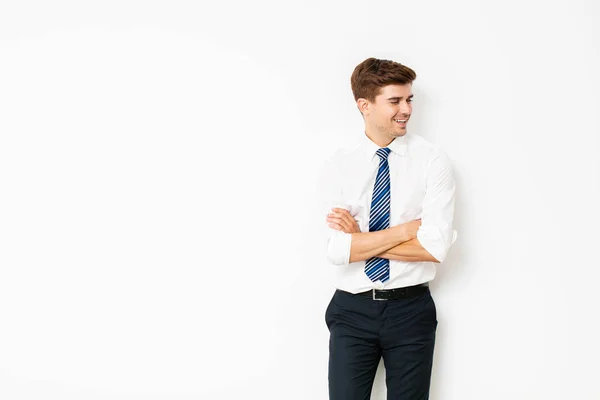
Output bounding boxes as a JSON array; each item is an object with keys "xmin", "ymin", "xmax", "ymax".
[{"xmin": 376, "ymin": 147, "xmax": 391, "ymax": 161}]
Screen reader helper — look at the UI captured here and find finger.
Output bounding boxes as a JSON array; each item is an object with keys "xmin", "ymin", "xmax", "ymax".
[
  {"xmin": 338, "ymin": 212, "xmax": 359, "ymax": 230},
  {"xmin": 327, "ymin": 214, "xmax": 343, "ymax": 221},
  {"xmin": 332, "ymin": 208, "xmax": 352, "ymax": 215},
  {"xmin": 341, "ymin": 213, "xmax": 361, "ymax": 231},
  {"xmin": 339, "ymin": 215, "xmax": 355, "ymax": 232},
  {"xmin": 327, "ymin": 216, "xmax": 350, "ymax": 232},
  {"xmin": 329, "ymin": 211, "xmax": 360, "ymax": 233},
  {"xmin": 327, "ymin": 223, "xmax": 342, "ymax": 231},
  {"xmin": 329, "ymin": 214, "xmax": 352, "ymax": 232},
  {"xmin": 326, "ymin": 216, "xmax": 344, "ymax": 224}
]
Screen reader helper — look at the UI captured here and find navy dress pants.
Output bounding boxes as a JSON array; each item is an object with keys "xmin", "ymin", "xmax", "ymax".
[{"xmin": 325, "ymin": 288, "xmax": 438, "ymax": 400}]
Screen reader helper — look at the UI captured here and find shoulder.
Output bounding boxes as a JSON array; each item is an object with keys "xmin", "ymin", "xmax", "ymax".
[{"xmin": 406, "ymin": 133, "xmax": 452, "ymax": 165}]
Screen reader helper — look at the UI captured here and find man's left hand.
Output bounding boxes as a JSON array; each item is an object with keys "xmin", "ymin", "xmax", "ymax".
[{"xmin": 326, "ymin": 208, "xmax": 361, "ymax": 234}]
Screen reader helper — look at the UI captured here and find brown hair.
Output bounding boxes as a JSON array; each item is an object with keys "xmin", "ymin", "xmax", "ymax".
[{"xmin": 350, "ymin": 58, "xmax": 417, "ymax": 102}]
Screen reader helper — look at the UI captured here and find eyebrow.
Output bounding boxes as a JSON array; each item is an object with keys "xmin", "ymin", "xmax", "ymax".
[{"xmin": 387, "ymin": 95, "xmax": 414, "ymax": 101}]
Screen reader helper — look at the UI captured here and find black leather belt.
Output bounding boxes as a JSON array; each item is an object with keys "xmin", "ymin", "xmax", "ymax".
[{"xmin": 356, "ymin": 283, "xmax": 429, "ymax": 300}]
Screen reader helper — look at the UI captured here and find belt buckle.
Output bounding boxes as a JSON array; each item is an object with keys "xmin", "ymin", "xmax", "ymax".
[{"xmin": 372, "ymin": 289, "xmax": 387, "ymax": 301}]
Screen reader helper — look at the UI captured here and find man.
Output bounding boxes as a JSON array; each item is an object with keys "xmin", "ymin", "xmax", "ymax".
[{"xmin": 320, "ymin": 57, "xmax": 457, "ymax": 399}]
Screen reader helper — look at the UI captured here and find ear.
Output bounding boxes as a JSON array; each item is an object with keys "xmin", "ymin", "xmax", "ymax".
[{"xmin": 356, "ymin": 98, "xmax": 370, "ymax": 116}]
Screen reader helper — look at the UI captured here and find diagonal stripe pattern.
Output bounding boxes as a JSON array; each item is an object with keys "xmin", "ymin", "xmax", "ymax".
[{"xmin": 365, "ymin": 147, "xmax": 392, "ymax": 283}]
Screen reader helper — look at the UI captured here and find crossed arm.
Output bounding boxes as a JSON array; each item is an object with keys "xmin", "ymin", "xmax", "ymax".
[{"xmin": 326, "ymin": 208, "xmax": 440, "ymax": 263}]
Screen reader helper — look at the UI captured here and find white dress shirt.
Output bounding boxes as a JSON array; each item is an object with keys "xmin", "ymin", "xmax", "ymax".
[{"xmin": 319, "ymin": 132, "xmax": 457, "ymax": 294}]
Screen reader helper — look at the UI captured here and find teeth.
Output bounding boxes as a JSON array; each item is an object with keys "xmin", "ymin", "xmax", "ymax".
[{"xmin": 394, "ymin": 119, "xmax": 407, "ymax": 123}]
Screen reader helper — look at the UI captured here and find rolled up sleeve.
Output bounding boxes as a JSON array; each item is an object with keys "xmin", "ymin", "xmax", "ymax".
[
  {"xmin": 416, "ymin": 150, "xmax": 457, "ymax": 263},
  {"xmin": 327, "ymin": 230, "xmax": 352, "ymax": 265},
  {"xmin": 317, "ymin": 157, "xmax": 352, "ymax": 266}
]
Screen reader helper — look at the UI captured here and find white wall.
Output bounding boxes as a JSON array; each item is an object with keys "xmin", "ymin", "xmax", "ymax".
[{"xmin": 1, "ymin": 1, "xmax": 598, "ymax": 399}]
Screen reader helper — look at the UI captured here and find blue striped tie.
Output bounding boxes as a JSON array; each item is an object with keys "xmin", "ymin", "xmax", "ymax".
[{"xmin": 365, "ymin": 147, "xmax": 392, "ymax": 283}]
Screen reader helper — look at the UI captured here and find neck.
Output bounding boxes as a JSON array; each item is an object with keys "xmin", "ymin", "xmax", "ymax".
[{"xmin": 364, "ymin": 128, "xmax": 393, "ymax": 148}]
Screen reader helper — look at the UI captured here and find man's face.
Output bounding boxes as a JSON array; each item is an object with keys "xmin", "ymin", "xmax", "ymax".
[{"xmin": 363, "ymin": 83, "xmax": 413, "ymax": 143}]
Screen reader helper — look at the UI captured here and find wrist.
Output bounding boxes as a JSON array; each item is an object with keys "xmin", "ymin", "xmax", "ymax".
[{"xmin": 392, "ymin": 224, "xmax": 411, "ymax": 243}]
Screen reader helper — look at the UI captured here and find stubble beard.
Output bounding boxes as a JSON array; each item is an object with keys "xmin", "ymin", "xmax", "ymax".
[
  {"xmin": 390, "ymin": 125, "xmax": 407, "ymax": 138},
  {"xmin": 369, "ymin": 121, "xmax": 407, "ymax": 144}
]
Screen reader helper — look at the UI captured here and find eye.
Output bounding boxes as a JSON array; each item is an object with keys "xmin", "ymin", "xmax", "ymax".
[
  {"xmin": 390, "ymin": 101, "xmax": 399, "ymax": 104},
  {"xmin": 407, "ymin": 98, "xmax": 413, "ymax": 103}
]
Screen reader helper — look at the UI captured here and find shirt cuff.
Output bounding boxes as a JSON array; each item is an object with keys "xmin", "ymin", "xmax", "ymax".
[
  {"xmin": 417, "ymin": 226, "xmax": 457, "ymax": 263},
  {"xmin": 326, "ymin": 230, "xmax": 352, "ymax": 265}
]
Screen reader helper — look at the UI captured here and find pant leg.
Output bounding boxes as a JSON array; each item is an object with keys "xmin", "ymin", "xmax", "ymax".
[
  {"xmin": 326, "ymin": 290, "xmax": 383, "ymax": 400},
  {"xmin": 380, "ymin": 289, "xmax": 438, "ymax": 400}
]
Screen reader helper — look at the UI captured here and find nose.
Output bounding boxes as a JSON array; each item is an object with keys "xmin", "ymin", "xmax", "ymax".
[{"xmin": 399, "ymin": 101, "xmax": 411, "ymax": 115}]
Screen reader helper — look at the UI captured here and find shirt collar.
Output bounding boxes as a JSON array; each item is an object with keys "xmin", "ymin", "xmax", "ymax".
[{"xmin": 361, "ymin": 133, "xmax": 408, "ymax": 162}]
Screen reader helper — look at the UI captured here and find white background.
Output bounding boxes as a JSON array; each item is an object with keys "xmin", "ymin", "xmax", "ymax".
[{"xmin": 1, "ymin": 1, "xmax": 599, "ymax": 399}]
